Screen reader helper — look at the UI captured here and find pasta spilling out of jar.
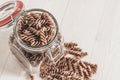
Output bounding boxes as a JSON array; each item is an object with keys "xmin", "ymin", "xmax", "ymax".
[
  {"xmin": 39, "ymin": 42, "xmax": 97, "ymax": 80},
  {"xmin": 17, "ymin": 12, "xmax": 56, "ymax": 47}
]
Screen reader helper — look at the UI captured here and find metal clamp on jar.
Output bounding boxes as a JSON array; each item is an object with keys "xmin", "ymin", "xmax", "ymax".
[{"xmin": 0, "ymin": 0, "xmax": 64, "ymax": 74}]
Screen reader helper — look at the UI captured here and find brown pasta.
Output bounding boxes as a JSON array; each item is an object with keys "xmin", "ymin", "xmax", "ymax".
[
  {"xmin": 70, "ymin": 47, "xmax": 82, "ymax": 52},
  {"xmin": 90, "ymin": 64, "xmax": 97, "ymax": 74},
  {"xmin": 29, "ymin": 19, "xmax": 36, "ymax": 27},
  {"xmin": 77, "ymin": 64, "xmax": 84, "ymax": 77},
  {"xmin": 28, "ymin": 27, "xmax": 40, "ymax": 35},
  {"xmin": 46, "ymin": 77, "xmax": 53, "ymax": 80},
  {"xmin": 17, "ymin": 12, "xmax": 55, "ymax": 47},
  {"xmin": 30, "ymin": 75, "xmax": 34, "ymax": 80},
  {"xmin": 54, "ymin": 53, "xmax": 64, "ymax": 64},
  {"xmin": 41, "ymin": 13, "xmax": 53, "ymax": 26},
  {"xmin": 40, "ymin": 19, "xmax": 46, "ymax": 25},
  {"xmin": 22, "ymin": 30, "xmax": 32, "ymax": 36},
  {"xmin": 39, "ymin": 42, "xmax": 97, "ymax": 80},
  {"xmin": 52, "ymin": 47, "xmax": 60, "ymax": 58},
  {"xmin": 51, "ymin": 74, "xmax": 63, "ymax": 80},
  {"xmin": 36, "ymin": 20, "xmax": 41, "ymax": 29},
  {"xmin": 57, "ymin": 32, "xmax": 62, "ymax": 42},
  {"xmin": 30, "ymin": 12, "xmax": 40, "ymax": 19},
  {"xmin": 71, "ymin": 63, "xmax": 78, "ymax": 73},
  {"xmin": 19, "ymin": 34, "xmax": 35, "ymax": 43},
  {"xmin": 84, "ymin": 62, "xmax": 97, "ymax": 74},
  {"xmin": 79, "ymin": 61, "xmax": 87, "ymax": 69},
  {"xmin": 46, "ymin": 30, "xmax": 54, "ymax": 42},
  {"xmin": 65, "ymin": 50, "xmax": 80, "ymax": 57},
  {"xmin": 66, "ymin": 58, "xmax": 74, "ymax": 71},
  {"xmin": 64, "ymin": 42, "xmax": 78, "ymax": 49},
  {"xmin": 39, "ymin": 28, "xmax": 47, "ymax": 45},
  {"xmin": 79, "ymin": 52, "xmax": 88, "ymax": 58},
  {"xmin": 31, "ymin": 41, "xmax": 41, "ymax": 47},
  {"xmin": 83, "ymin": 69, "xmax": 89, "ymax": 78},
  {"xmin": 86, "ymin": 65, "xmax": 92, "ymax": 77}
]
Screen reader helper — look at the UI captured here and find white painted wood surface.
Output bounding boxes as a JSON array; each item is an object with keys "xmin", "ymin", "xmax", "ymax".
[{"xmin": 0, "ymin": 0, "xmax": 120, "ymax": 80}]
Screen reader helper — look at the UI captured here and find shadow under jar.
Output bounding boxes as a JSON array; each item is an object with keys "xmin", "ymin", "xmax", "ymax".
[{"xmin": 9, "ymin": 9, "xmax": 64, "ymax": 74}]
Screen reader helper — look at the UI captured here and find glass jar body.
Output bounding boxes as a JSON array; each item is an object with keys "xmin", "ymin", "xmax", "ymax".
[{"xmin": 9, "ymin": 9, "xmax": 64, "ymax": 74}]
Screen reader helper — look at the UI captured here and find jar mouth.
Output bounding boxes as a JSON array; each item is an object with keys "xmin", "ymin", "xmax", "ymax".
[{"xmin": 14, "ymin": 9, "xmax": 59, "ymax": 51}]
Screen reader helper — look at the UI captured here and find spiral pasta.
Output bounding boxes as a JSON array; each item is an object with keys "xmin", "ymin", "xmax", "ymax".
[
  {"xmin": 39, "ymin": 42, "xmax": 97, "ymax": 80},
  {"xmin": 39, "ymin": 28, "xmax": 47, "ymax": 45},
  {"xmin": 19, "ymin": 34, "xmax": 35, "ymax": 43},
  {"xmin": 17, "ymin": 12, "xmax": 55, "ymax": 47},
  {"xmin": 64, "ymin": 42, "xmax": 78, "ymax": 49},
  {"xmin": 28, "ymin": 27, "xmax": 40, "ymax": 35}
]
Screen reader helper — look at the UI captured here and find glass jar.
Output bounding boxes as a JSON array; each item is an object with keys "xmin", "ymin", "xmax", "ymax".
[
  {"xmin": 9, "ymin": 9, "xmax": 64, "ymax": 74},
  {"xmin": 0, "ymin": 0, "xmax": 64, "ymax": 74}
]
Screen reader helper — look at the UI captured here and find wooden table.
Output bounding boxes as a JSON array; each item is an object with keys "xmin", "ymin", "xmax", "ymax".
[{"xmin": 0, "ymin": 0, "xmax": 119, "ymax": 80}]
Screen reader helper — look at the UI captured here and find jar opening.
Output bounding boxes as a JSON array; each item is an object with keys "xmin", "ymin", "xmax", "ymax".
[{"xmin": 14, "ymin": 9, "xmax": 59, "ymax": 51}]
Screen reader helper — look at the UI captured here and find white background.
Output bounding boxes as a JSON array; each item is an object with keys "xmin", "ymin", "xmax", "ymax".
[{"xmin": 0, "ymin": 0, "xmax": 120, "ymax": 80}]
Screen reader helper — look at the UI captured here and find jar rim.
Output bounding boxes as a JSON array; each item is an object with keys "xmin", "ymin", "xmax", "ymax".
[{"xmin": 13, "ymin": 8, "xmax": 59, "ymax": 52}]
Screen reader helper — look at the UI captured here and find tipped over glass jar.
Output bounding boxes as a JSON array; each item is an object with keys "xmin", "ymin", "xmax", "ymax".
[{"xmin": 0, "ymin": 0, "xmax": 64, "ymax": 74}]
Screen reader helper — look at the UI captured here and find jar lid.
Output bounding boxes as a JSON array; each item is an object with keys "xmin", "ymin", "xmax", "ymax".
[{"xmin": 0, "ymin": 0, "xmax": 24, "ymax": 29}]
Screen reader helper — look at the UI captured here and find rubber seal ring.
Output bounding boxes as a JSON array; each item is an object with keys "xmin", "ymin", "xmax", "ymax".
[{"xmin": 0, "ymin": 1, "xmax": 23, "ymax": 27}]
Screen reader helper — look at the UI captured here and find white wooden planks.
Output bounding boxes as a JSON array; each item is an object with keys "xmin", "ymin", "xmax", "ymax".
[
  {"xmin": 0, "ymin": 28, "xmax": 13, "ymax": 77},
  {"xmin": 110, "ymin": 0, "xmax": 120, "ymax": 79},
  {"xmin": 61, "ymin": 0, "xmax": 106, "ymax": 54},
  {"xmin": 90, "ymin": 0, "xmax": 120, "ymax": 80}
]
